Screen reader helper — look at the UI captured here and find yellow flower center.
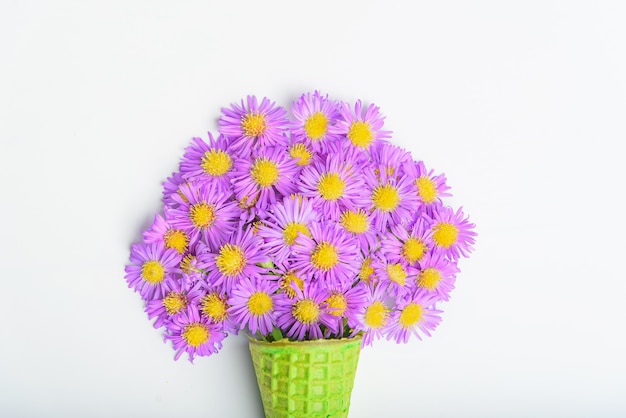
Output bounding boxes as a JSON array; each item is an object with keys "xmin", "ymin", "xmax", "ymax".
[
  {"xmin": 402, "ymin": 237, "xmax": 427, "ymax": 263},
  {"xmin": 311, "ymin": 242, "xmax": 339, "ymax": 271},
  {"xmin": 162, "ymin": 292, "xmax": 188, "ymax": 315},
  {"xmin": 340, "ymin": 209, "xmax": 369, "ymax": 234},
  {"xmin": 180, "ymin": 254, "xmax": 199, "ymax": 274},
  {"xmin": 141, "ymin": 260, "xmax": 165, "ymax": 284},
  {"xmin": 201, "ymin": 149, "xmax": 233, "ymax": 176},
  {"xmin": 416, "ymin": 176, "xmax": 438, "ymax": 203},
  {"xmin": 317, "ymin": 172, "xmax": 346, "ymax": 201},
  {"xmin": 182, "ymin": 323, "xmax": 209, "ymax": 347},
  {"xmin": 251, "ymin": 158, "xmax": 279, "ymax": 188},
  {"xmin": 293, "ymin": 299, "xmax": 320, "ymax": 324},
  {"xmin": 241, "ymin": 112, "xmax": 267, "ymax": 138},
  {"xmin": 418, "ymin": 267, "xmax": 442, "ymax": 291},
  {"xmin": 190, "ymin": 203, "xmax": 216, "ymax": 229},
  {"xmin": 216, "ymin": 244, "xmax": 246, "ymax": 277},
  {"xmin": 432, "ymin": 222, "xmax": 459, "ymax": 248},
  {"xmin": 386, "ymin": 263, "xmax": 407, "ymax": 286},
  {"xmin": 283, "ymin": 222, "xmax": 311, "ymax": 246},
  {"xmin": 247, "ymin": 292, "xmax": 273, "ymax": 316},
  {"xmin": 399, "ymin": 303, "xmax": 423, "ymax": 328},
  {"xmin": 364, "ymin": 301, "xmax": 388, "ymax": 329},
  {"xmin": 201, "ymin": 293, "xmax": 228, "ymax": 322},
  {"xmin": 359, "ymin": 257, "xmax": 375, "ymax": 283},
  {"xmin": 164, "ymin": 229, "xmax": 189, "ymax": 254},
  {"xmin": 279, "ymin": 272, "xmax": 304, "ymax": 298},
  {"xmin": 326, "ymin": 293, "xmax": 347, "ymax": 317},
  {"xmin": 289, "ymin": 143, "xmax": 313, "ymax": 166},
  {"xmin": 347, "ymin": 121, "xmax": 374, "ymax": 148},
  {"xmin": 372, "ymin": 184, "xmax": 400, "ymax": 212},
  {"xmin": 304, "ymin": 112, "xmax": 328, "ymax": 140}
]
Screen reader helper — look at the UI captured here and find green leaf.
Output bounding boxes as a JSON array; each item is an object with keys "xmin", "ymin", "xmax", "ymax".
[{"xmin": 271, "ymin": 327, "xmax": 283, "ymax": 342}]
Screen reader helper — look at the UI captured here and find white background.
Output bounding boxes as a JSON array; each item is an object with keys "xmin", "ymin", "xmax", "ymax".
[{"xmin": 1, "ymin": 1, "xmax": 625, "ymax": 417}]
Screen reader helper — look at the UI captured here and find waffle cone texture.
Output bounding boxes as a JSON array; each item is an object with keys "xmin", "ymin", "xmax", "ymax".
[{"xmin": 248, "ymin": 335, "xmax": 362, "ymax": 418}]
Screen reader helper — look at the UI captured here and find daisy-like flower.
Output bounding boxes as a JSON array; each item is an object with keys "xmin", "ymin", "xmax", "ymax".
[
  {"xmin": 288, "ymin": 139, "xmax": 315, "ymax": 168},
  {"xmin": 357, "ymin": 253, "xmax": 379, "ymax": 285},
  {"xmin": 373, "ymin": 256, "xmax": 417, "ymax": 297},
  {"xmin": 298, "ymin": 145, "xmax": 366, "ymax": 221},
  {"xmin": 415, "ymin": 252, "xmax": 459, "ymax": 301},
  {"xmin": 257, "ymin": 195, "xmax": 320, "ymax": 264},
  {"xmin": 143, "ymin": 212, "xmax": 190, "ymax": 255},
  {"xmin": 168, "ymin": 181, "xmax": 239, "ymax": 250},
  {"xmin": 179, "ymin": 133, "xmax": 237, "ymax": 192},
  {"xmin": 164, "ymin": 305, "xmax": 226, "ymax": 362},
  {"xmin": 369, "ymin": 141, "xmax": 413, "ymax": 180},
  {"xmin": 386, "ymin": 290, "xmax": 442, "ymax": 344},
  {"xmin": 145, "ymin": 278, "xmax": 204, "ymax": 329},
  {"xmin": 323, "ymin": 281, "xmax": 369, "ymax": 338},
  {"xmin": 231, "ymin": 146, "xmax": 299, "ymax": 214},
  {"xmin": 162, "ymin": 172, "xmax": 190, "ymax": 209},
  {"xmin": 338, "ymin": 207, "xmax": 378, "ymax": 253},
  {"xmin": 380, "ymin": 218, "xmax": 432, "ymax": 267},
  {"xmin": 219, "ymin": 95, "xmax": 289, "ymax": 152},
  {"xmin": 429, "ymin": 204, "xmax": 476, "ymax": 260},
  {"xmin": 228, "ymin": 277, "xmax": 279, "ymax": 336},
  {"xmin": 358, "ymin": 165, "xmax": 419, "ymax": 232},
  {"xmin": 198, "ymin": 285, "xmax": 238, "ymax": 335},
  {"xmin": 290, "ymin": 221, "xmax": 360, "ymax": 287},
  {"xmin": 274, "ymin": 282, "xmax": 337, "ymax": 341},
  {"xmin": 404, "ymin": 160, "xmax": 451, "ymax": 206},
  {"xmin": 264, "ymin": 260, "xmax": 306, "ymax": 299},
  {"xmin": 125, "ymin": 241, "xmax": 182, "ymax": 301},
  {"xmin": 356, "ymin": 283, "xmax": 392, "ymax": 346},
  {"xmin": 202, "ymin": 223, "xmax": 269, "ymax": 293},
  {"xmin": 334, "ymin": 99, "xmax": 392, "ymax": 152},
  {"xmin": 290, "ymin": 90, "xmax": 341, "ymax": 152}
]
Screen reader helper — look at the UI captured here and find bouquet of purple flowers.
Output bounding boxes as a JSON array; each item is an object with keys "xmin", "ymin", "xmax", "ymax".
[{"xmin": 125, "ymin": 91, "xmax": 476, "ymax": 362}]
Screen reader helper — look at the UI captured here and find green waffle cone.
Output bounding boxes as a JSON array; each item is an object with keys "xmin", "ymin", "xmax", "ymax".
[{"xmin": 249, "ymin": 335, "xmax": 362, "ymax": 418}]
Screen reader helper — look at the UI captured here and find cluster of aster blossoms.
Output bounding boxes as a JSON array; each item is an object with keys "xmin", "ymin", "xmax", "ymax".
[{"xmin": 124, "ymin": 91, "xmax": 476, "ymax": 362}]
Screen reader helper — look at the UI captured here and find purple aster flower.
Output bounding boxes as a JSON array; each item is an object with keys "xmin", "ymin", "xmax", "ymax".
[
  {"xmin": 334, "ymin": 99, "xmax": 392, "ymax": 152},
  {"xmin": 380, "ymin": 218, "xmax": 432, "ymax": 267},
  {"xmin": 415, "ymin": 252, "xmax": 459, "ymax": 301},
  {"xmin": 369, "ymin": 141, "xmax": 414, "ymax": 180},
  {"xmin": 143, "ymin": 212, "xmax": 190, "ymax": 255},
  {"xmin": 179, "ymin": 133, "xmax": 238, "ymax": 192},
  {"xmin": 290, "ymin": 221, "xmax": 360, "ymax": 287},
  {"xmin": 404, "ymin": 160, "xmax": 452, "ymax": 207},
  {"xmin": 373, "ymin": 256, "xmax": 417, "ymax": 298},
  {"xmin": 322, "ymin": 281, "xmax": 369, "ymax": 338},
  {"xmin": 290, "ymin": 90, "xmax": 342, "ymax": 152},
  {"xmin": 145, "ymin": 278, "xmax": 204, "ymax": 329},
  {"xmin": 228, "ymin": 277, "xmax": 279, "ymax": 336},
  {"xmin": 357, "ymin": 163, "xmax": 419, "ymax": 232},
  {"xmin": 231, "ymin": 146, "xmax": 299, "ymax": 215},
  {"xmin": 274, "ymin": 282, "xmax": 337, "ymax": 341},
  {"xmin": 162, "ymin": 171, "xmax": 189, "ymax": 209},
  {"xmin": 264, "ymin": 260, "xmax": 306, "ymax": 299},
  {"xmin": 297, "ymin": 145, "xmax": 367, "ymax": 221},
  {"xmin": 219, "ymin": 95, "xmax": 289, "ymax": 152},
  {"xmin": 201, "ymin": 222, "xmax": 269, "ymax": 293},
  {"xmin": 167, "ymin": 181, "xmax": 239, "ymax": 251},
  {"xmin": 355, "ymin": 283, "xmax": 392, "ymax": 346},
  {"xmin": 429, "ymin": 204, "xmax": 477, "ymax": 260},
  {"xmin": 287, "ymin": 138, "xmax": 316, "ymax": 168},
  {"xmin": 164, "ymin": 305, "xmax": 226, "ymax": 362},
  {"xmin": 257, "ymin": 195, "xmax": 320, "ymax": 265},
  {"xmin": 198, "ymin": 285, "xmax": 238, "ymax": 335},
  {"xmin": 125, "ymin": 241, "xmax": 182, "ymax": 301},
  {"xmin": 386, "ymin": 290, "xmax": 442, "ymax": 344},
  {"xmin": 338, "ymin": 208, "xmax": 379, "ymax": 253},
  {"xmin": 357, "ymin": 253, "xmax": 379, "ymax": 286}
]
